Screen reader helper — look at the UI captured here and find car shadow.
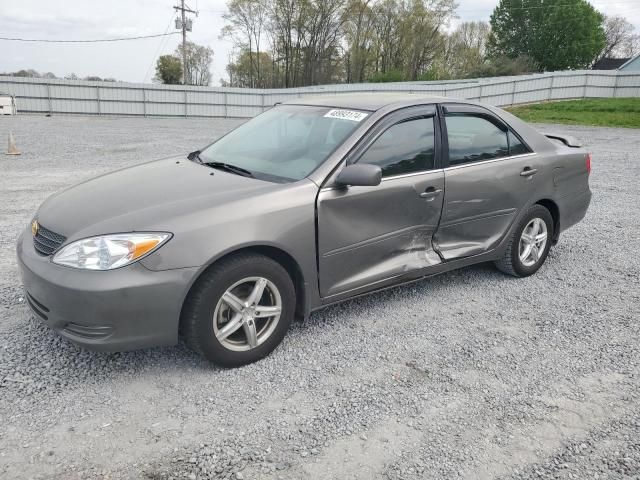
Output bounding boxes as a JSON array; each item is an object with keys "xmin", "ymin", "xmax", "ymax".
[
  {"xmin": 295, "ymin": 261, "xmax": 507, "ymax": 332},
  {"xmin": 4, "ymin": 261, "xmax": 510, "ymax": 395}
]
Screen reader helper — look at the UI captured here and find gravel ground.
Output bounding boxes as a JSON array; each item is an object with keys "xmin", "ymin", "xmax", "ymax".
[{"xmin": 0, "ymin": 115, "xmax": 638, "ymax": 480}]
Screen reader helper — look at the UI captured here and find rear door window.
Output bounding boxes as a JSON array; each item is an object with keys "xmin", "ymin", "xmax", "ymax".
[{"xmin": 445, "ymin": 115, "xmax": 509, "ymax": 166}]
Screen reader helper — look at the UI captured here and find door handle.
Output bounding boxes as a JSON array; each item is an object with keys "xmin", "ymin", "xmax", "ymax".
[
  {"xmin": 420, "ymin": 187, "xmax": 442, "ymax": 199},
  {"xmin": 520, "ymin": 167, "xmax": 538, "ymax": 177}
]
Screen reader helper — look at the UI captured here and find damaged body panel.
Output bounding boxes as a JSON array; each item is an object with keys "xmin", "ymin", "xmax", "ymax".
[
  {"xmin": 435, "ymin": 153, "xmax": 539, "ymax": 259},
  {"xmin": 317, "ymin": 171, "xmax": 444, "ymax": 297}
]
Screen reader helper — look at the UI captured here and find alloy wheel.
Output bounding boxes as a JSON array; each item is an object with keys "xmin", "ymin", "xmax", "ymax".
[
  {"xmin": 518, "ymin": 218, "xmax": 548, "ymax": 267},
  {"xmin": 213, "ymin": 277, "xmax": 282, "ymax": 352}
]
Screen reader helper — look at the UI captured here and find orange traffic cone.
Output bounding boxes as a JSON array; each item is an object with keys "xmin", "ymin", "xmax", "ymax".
[{"xmin": 6, "ymin": 131, "xmax": 21, "ymax": 155}]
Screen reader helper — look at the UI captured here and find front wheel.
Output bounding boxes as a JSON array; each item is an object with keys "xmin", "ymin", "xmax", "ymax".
[
  {"xmin": 181, "ymin": 253, "xmax": 296, "ymax": 367},
  {"xmin": 495, "ymin": 204, "xmax": 554, "ymax": 277}
]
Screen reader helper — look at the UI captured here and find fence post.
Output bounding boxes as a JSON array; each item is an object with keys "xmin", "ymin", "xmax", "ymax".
[
  {"xmin": 510, "ymin": 80, "xmax": 517, "ymax": 106},
  {"xmin": 547, "ymin": 74, "xmax": 554, "ymax": 102},
  {"xmin": 583, "ymin": 72, "xmax": 588, "ymax": 99},
  {"xmin": 184, "ymin": 89, "xmax": 188, "ymax": 118},
  {"xmin": 478, "ymin": 83, "xmax": 483, "ymax": 101},
  {"xmin": 96, "ymin": 85, "xmax": 101, "ymax": 116},
  {"xmin": 613, "ymin": 72, "xmax": 620, "ymax": 98},
  {"xmin": 47, "ymin": 83, "xmax": 52, "ymax": 115},
  {"xmin": 142, "ymin": 88, "xmax": 147, "ymax": 117},
  {"xmin": 224, "ymin": 92, "xmax": 228, "ymax": 118}
]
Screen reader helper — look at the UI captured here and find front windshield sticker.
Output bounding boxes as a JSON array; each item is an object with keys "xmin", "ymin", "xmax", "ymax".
[{"xmin": 324, "ymin": 109, "xmax": 369, "ymax": 122}]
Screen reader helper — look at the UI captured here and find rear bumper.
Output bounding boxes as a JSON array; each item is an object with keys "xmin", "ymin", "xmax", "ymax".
[
  {"xmin": 16, "ymin": 229, "xmax": 198, "ymax": 352},
  {"xmin": 558, "ymin": 188, "xmax": 592, "ymax": 233}
]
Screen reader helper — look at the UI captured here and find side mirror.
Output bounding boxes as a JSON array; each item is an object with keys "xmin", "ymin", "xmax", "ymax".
[{"xmin": 335, "ymin": 164, "xmax": 382, "ymax": 187}]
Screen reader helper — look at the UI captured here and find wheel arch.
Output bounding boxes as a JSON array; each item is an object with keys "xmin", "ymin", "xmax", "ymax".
[
  {"xmin": 535, "ymin": 198, "xmax": 560, "ymax": 243},
  {"xmin": 178, "ymin": 244, "xmax": 309, "ymax": 336}
]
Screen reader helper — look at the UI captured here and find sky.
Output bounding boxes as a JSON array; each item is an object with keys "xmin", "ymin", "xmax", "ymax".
[{"xmin": 1, "ymin": 0, "xmax": 639, "ymax": 86}]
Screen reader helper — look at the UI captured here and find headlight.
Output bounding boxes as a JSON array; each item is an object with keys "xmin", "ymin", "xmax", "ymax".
[{"xmin": 52, "ymin": 233, "xmax": 171, "ymax": 270}]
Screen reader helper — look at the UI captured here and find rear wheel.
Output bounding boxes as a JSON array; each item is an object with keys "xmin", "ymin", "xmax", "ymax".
[
  {"xmin": 181, "ymin": 253, "xmax": 295, "ymax": 367},
  {"xmin": 495, "ymin": 204, "xmax": 554, "ymax": 277}
]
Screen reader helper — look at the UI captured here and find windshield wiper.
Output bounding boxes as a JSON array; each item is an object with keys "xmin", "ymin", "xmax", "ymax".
[
  {"xmin": 188, "ymin": 150, "xmax": 253, "ymax": 178},
  {"xmin": 205, "ymin": 162, "xmax": 254, "ymax": 178}
]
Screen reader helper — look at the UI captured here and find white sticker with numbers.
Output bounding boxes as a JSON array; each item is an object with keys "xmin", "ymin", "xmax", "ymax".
[{"xmin": 324, "ymin": 109, "xmax": 369, "ymax": 122}]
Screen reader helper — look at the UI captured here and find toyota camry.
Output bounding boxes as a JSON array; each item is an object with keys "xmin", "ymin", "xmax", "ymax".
[{"xmin": 17, "ymin": 94, "xmax": 592, "ymax": 367}]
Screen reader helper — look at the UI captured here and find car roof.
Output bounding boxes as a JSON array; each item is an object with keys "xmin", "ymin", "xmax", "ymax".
[{"xmin": 282, "ymin": 92, "xmax": 476, "ymax": 112}]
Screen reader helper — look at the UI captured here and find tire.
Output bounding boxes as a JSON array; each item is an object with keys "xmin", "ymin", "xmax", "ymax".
[
  {"xmin": 181, "ymin": 253, "xmax": 296, "ymax": 367},
  {"xmin": 495, "ymin": 204, "xmax": 554, "ymax": 278}
]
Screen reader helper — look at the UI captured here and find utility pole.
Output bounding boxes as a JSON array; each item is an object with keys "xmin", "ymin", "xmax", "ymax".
[{"xmin": 174, "ymin": 0, "xmax": 197, "ymax": 84}]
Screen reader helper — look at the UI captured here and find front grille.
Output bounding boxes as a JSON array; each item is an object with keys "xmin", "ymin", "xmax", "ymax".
[{"xmin": 33, "ymin": 224, "xmax": 66, "ymax": 256}]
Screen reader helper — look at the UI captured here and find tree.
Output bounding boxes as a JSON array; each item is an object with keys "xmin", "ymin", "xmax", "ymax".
[
  {"xmin": 368, "ymin": 69, "xmax": 405, "ymax": 82},
  {"xmin": 222, "ymin": 0, "xmax": 269, "ymax": 87},
  {"xmin": 469, "ymin": 55, "xmax": 536, "ymax": 78},
  {"xmin": 488, "ymin": 0, "xmax": 606, "ymax": 71},
  {"xmin": 401, "ymin": 0, "xmax": 456, "ymax": 80},
  {"xmin": 343, "ymin": 0, "xmax": 376, "ymax": 83},
  {"xmin": 155, "ymin": 55, "xmax": 183, "ymax": 84},
  {"xmin": 358, "ymin": 0, "xmax": 456, "ymax": 82},
  {"xmin": 181, "ymin": 42, "xmax": 214, "ymax": 86},
  {"xmin": 598, "ymin": 15, "xmax": 640, "ymax": 60},
  {"xmin": 268, "ymin": 0, "xmax": 346, "ymax": 87},
  {"xmin": 14, "ymin": 69, "xmax": 41, "ymax": 78},
  {"xmin": 225, "ymin": 49, "xmax": 278, "ymax": 87},
  {"xmin": 222, "ymin": 0, "xmax": 568, "ymax": 86},
  {"xmin": 439, "ymin": 21, "xmax": 490, "ymax": 79}
]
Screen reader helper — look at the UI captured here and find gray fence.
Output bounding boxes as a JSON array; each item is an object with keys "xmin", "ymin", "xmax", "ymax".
[{"xmin": 1, "ymin": 70, "xmax": 638, "ymax": 118}]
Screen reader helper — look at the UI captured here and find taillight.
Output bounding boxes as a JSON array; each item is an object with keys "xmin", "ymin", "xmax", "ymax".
[{"xmin": 586, "ymin": 153, "xmax": 592, "ymax": 175}]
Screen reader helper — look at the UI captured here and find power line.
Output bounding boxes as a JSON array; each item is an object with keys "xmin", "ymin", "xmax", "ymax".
[
  {"xmin": 0, "ymin": 32, "xmax": 180, "ymax": 43},
  {"xmin": 144, "ymin": 16, "xmax": 176, "ymax": 83}
]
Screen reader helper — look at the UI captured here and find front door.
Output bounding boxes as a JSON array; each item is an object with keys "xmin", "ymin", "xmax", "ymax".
[
  {"xmin": 435, "ymin": 104, "xmax": 540, "ymax": 259},
  {"xmin": 317, "ymin": 107, "xmax": 444, "ymax": 298}
]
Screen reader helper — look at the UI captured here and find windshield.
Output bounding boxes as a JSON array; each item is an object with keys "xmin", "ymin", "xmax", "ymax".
[{"xmin": 198, "ymin": 105, "xmax": 368, "ymax": 182}]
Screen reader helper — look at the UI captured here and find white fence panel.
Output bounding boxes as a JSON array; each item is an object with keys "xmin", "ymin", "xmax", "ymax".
[
  {"xmin": 17, "ymin": 97, "xmax": 49, "ymax": 112},
  {"xmin": 187, "ymin": 103, "xmax": 226, "ymax": 117},
  {"xmin": 51, "ymin": 98, "xmax": 98, "ymax": 114},
  {"xmin": 99, "ymin": 87, "xmax": 142, "ymax": 102},
  {"xmin": 100, "ymin": 101, "xmax": 144, "ymax": 116}
]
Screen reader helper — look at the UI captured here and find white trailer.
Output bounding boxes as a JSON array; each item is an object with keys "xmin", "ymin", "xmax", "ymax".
[{"xmin": 0, "ymin": 94, "xmax": 17, "ymax": 115}]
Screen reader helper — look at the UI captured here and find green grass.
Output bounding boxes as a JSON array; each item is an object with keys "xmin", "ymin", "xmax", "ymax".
[{"xmin": 506, "ymin": 98, "xmax": 640, "ymax": 128}]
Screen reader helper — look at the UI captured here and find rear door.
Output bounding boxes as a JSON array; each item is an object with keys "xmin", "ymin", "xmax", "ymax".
[
  {"xmin": 435, "ymin": 104, "xmax": 540, "ymax": 259},
  {"xmin": 317, "ymin": 106, "xmax": 445, "ymax": 298}
]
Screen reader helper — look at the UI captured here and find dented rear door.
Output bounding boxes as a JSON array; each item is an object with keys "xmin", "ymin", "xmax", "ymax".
[{"xmin": 317, "ymin": 107, "xmax": 444, "ymax": 298}]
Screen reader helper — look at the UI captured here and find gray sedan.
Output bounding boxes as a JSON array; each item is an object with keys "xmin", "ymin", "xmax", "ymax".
[{"xmin": 17, "ymin": 94, "xmax": 591, "ymax": 366}]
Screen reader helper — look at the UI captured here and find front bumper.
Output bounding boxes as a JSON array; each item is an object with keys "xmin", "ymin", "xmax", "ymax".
[{"xmin": 16, "ymin": 229, "xmax": 198, "ymax": 352}]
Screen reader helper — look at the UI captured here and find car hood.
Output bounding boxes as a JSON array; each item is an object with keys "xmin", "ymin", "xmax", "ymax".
[{"xmin": 36, "ymin": 157, "xmax": 286, "ymax": 239}]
